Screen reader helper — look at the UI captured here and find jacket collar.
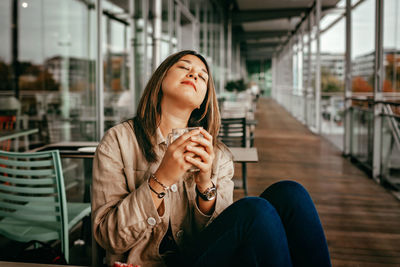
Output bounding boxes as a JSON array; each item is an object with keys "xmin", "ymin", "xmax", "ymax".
[{"xmin": 156, "ymin": 127, "xmax": 166, "ymax": 145}]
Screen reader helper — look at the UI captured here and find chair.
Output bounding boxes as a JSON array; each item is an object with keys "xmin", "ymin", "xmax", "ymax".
[
  {"xmin": 218, "ymin": 117, "xmax": 251, "ymax": 195},
  {"xmin": 0, "ymin": 149, "xmax": 91, "ymax": 263}
]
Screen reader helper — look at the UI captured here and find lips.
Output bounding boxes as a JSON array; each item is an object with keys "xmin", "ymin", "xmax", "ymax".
[{"xmin": 181, "ymin": 80, "xmax": 196, "ymax": 91}]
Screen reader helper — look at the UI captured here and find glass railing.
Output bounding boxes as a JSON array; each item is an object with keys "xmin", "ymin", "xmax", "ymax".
[
  {"xmin": 349, "ymin": 105, "xmax": 373, "ymax": 169},
  {"xmin": 274, "ymin": 89, "xmax": 400, "ymax": 191},
  {"xmin": 381, "ymin": 104, "xmax": 400, "ymax": 190},
  {"xmin": 305, "ymin": 95, "xmax": 316, "ymax": 130},
  {"xmin": 321, "ymin": 94, "xmax": 345, "ymax": 150}
]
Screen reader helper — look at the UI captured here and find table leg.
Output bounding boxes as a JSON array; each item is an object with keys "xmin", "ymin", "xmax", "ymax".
[{"xmin": 242, "ymin": 162, "xmax": 247, "ymax": 196}]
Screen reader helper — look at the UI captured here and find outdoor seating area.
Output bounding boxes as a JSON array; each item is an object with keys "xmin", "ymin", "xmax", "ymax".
[{"xmin": 1, "ymin": 0, "xmax": 400, "ymax": 265}]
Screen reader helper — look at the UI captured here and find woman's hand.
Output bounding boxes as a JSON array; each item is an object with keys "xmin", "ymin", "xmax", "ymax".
[
  {"xmin": 184, "ymin": 128, "xmax": 215, "ymax": 191},
  {"xmin": 154, "ymin": 129, "xmax": 202, "ymax": 186}
]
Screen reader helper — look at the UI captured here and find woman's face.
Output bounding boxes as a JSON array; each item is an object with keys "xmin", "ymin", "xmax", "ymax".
[{"xmin": 161, "ymin": 54, "xmax": 209, "ymax": 110}]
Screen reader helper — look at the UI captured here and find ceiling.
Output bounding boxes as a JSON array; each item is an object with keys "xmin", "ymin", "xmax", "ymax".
[{"xmin": 227, "ymin": 0, "xmax": 342, "ymax": 61}]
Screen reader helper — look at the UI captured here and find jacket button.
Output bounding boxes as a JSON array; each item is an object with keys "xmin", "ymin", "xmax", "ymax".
[
  {"xmin": 147, "ymin": 217, "xmax": 156, "ymax": 226},
  {"xmin": 170, "ymin": 184, "xmax": 178, "ymax": 192},
  {"xmin": 177, "ymin": 230, "xmax": 184, "ymax": 238}
]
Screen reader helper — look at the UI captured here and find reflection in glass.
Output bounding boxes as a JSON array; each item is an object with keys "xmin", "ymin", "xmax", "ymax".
[
  {"xmin": 12, "ymin": 0, "xmax": 97, "ymax": 143},
  {"xmin": 0, "ymin": 1, "xmax": 12, "ymax": 91},
  {"xmin": 383, "ymin": 0, "xmax": 400, "ymax": 93},
  {"xmin": 351, "ymin": 0, "xmax": 375, "ymax": 95},
  {"xmin": 320, "ymin": 18, "xmax": 345, "ymax": 150}
]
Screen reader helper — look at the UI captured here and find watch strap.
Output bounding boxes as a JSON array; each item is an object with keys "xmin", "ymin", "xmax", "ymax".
[{"xmin": 196, "ymin": 183, "xmax": 217, "ymax": 201}]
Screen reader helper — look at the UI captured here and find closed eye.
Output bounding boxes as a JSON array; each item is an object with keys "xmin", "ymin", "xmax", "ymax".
[{"xmin": 179, "ymin": 66, "xmax": 190, "ymax": 70}]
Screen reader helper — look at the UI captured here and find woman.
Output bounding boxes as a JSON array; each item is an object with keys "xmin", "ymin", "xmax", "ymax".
[{"xmin": 92, "ymin": 50, "xmax": 331, "ymax": 267}]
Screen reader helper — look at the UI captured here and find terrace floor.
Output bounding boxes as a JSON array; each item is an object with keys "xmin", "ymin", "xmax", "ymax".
[{"xmin": 233, "ymin": 97, "xmax": 400, "ymax": 266}]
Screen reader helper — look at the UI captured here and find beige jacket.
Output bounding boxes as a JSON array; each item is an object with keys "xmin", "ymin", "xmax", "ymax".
[{"xmin": 92, "ymin": 121, "xmax": 234, "ymax": 266}]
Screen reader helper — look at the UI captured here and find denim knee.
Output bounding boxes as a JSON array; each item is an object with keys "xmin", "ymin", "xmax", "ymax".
[
  {"xmin": 233, "ymin": 197, "xmax": 278, "ymax": 223},
  {"xmin": 260, "ymin": 180, "xmax": 311, "ymax": 204}
]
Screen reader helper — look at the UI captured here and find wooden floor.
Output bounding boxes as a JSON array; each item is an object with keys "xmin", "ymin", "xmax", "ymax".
[{"xmin": 233, "ymin": 98, "xmax": 400, "ymax": 267}]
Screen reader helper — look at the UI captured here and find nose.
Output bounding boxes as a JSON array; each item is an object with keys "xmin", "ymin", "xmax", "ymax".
[{"xmin": 187, "ymin": 73, "xmax": 197, "ymax": 80}]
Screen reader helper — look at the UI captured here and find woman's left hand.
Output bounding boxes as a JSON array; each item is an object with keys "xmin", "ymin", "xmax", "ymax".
[{"xmin": 184, "ymin": 128, "xmax": 215, "ymax": 189}]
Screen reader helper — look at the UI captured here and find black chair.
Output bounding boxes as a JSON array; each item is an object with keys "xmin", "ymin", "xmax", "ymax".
[{"xmin": 218, "ymin": 117, "xmax": 250, "ymax": 195}]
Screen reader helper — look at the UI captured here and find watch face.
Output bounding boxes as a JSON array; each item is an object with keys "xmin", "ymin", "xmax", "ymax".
[{"xmin": 205, "ymin": 187, "xmax": 217, "ymax": 200}]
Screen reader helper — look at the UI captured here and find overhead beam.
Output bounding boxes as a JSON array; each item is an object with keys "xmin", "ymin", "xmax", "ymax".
[
  {"xmin": 244, "ymin": 42, "xmax": 280, "ymax": 49},
  {"xmin": 239, "ymin": 30, "xmax": 289, "ymax": 40},
  {"xmin": 245, "ymin": 53, "xmax": 274, "ymax": 60},
  {"xmin": 232, "ymin": 6, "xmax": 337, "ymax": 24},
  {"xmin": 232, "ymin": 8, "xmax": 308, "ymax": 24}
]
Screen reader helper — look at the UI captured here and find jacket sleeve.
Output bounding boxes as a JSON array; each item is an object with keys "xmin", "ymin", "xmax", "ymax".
[
  {"xmin": 91, "ymin": 131, "xmax": 160, "ymax": 255},
  {"xmin": 192, "ymin": 145, "xmax": 234, "ymax": 230}
]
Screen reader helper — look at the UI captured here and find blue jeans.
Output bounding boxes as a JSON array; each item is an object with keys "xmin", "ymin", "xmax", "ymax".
[{"xmin": 182, "ymin": 180, "xmax": 331, "ymax": 267}]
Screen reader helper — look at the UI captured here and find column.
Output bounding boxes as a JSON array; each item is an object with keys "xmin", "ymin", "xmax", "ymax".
[
  {"xmin": 372, "ymin": 0, "xmax": 384, "ymax": 181},
  {"xmin": 343, "ymin": 0, "xmax": 352, "ymax": 156}
]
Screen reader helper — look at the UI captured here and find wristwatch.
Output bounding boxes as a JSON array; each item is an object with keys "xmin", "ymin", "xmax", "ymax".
[{"xmin": 196, "ymin": 183, "xmax": 217, "ymax": 201}]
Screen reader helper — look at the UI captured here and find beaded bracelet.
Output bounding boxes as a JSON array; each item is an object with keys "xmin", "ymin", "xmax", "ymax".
[{"xmin": 150, "ymin": 174, "xmax": 169, "ymax": 190}]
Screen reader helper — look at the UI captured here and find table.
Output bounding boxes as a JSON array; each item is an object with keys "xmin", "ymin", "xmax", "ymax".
[
  {"xmin": 33, "ymin": 142, "xmax": 259, "ymax": 197},
  {"xmin": 229, "ymin": 147, "xmax": 258, "ymax": 196},
  {"xmin": 230, "ymin": 147, "xmax": 258, "ymax": 162},
  {"xmin": 31, "ymin": 141, "xmax": 98, "ymax": 158},
  {"xmin": 0, "ymin": 128, "xmax": 39, "ymax": 151},
  {"xmin": 0, "ymin": 261, "xmax": 85, "ymax": 267},
  {"xmin": 33, "ymin": 142, "xmax": 259, "ymax": 162}
]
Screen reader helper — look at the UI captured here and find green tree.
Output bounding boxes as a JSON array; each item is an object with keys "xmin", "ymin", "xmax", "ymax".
[{"xmin": 321, "ymin": 67, "xmax": 343, "ymax": 94}]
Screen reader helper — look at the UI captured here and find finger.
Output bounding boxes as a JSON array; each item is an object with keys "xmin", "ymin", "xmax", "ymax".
[
  {"xmin": 190, "ymin": 135, "xmax": 213, "ymax": 154},
  {"xmin": 186, "ymin": 145, "xmax": 210, "ymax": 163},
  {"xmin": 175, "ymin": 140, "xmax": 200, "ymax": 154},
  {"xmin": 199, "ymin": 128, "xmax": 213, "ymax": 142},
  {"xmin": 185, "ymin": 151, "xmax": 196, "ymax": 158},
  {"xmin": 185, "ymin": 155, "xmax": 208, "ymax": 172},
  {"xmin": 171, "ymin": 129, "xmax": 201, "ymax": 147},
  {"xmin": 171, "ymin": 139, "xmax": 199, "ymax": 155}
]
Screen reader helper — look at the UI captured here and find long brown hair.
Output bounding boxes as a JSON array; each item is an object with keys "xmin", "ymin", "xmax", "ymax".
[{"xmin": 133, "ymin": 50, "xmax": 221, "ymax": 163}]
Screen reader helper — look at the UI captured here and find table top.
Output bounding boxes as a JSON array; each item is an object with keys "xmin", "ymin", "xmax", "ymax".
[
  {"xmin": 0, "ymin": 261, "xmax": 85, "ymax": 267},
  {"xmin": 31, "ymin": 141, "xmax": 98, "ymax": 158},
  {"xmin": 0, "ymin": 128, "xmax": 39, "ymax": 142},
  {"xmin": 32, "ymin": 142, "xmax": 259, "ymax": 163},
  {"xmin": 229, "ymin": 147, "xmax": 258, "ymax": 163}
]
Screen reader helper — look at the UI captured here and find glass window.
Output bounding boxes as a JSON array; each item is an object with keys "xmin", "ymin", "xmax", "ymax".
[
  {"xmin": 320, "ymin": 16, "xmax": 345, "ymax": 150},
  {"xmin": 0, "ymin": 1, "xmax": 12, "ymax": 91},
  {"xmin": 15, "ymin": 0, "xmax": 97, "ymax": 143},
  {"xmin": 351, "ymin": 0, "xmax": 375, "ymax": 94},
  {"xmin": 383, "ymin": 0, "xmax": 400, "ymax": 92},
  {"xmin": 292, "ymin": 43, "xmax": 298, "ymax": 91}
]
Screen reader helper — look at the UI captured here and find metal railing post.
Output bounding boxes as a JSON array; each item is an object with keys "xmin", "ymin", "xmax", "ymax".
[
  {"xmin": 152, "ymin": 0, "xmax": 162, "ymax": 71},
  {"xmin": 95, "ymin": 0, "xmax": 104, "ymax": 140},
  {"xmin": 373, "ymin": 0, "xmax": 384, "ymax": 181},
  {"xmin": 315, "ymin": 0, "xmax": 321, "ymax": 133},
  {"xmin": 344, "ymin": 0, "xmax": 352, "ymax": 156}
]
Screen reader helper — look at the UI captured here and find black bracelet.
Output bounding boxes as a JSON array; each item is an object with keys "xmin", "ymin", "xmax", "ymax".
[{"xmin": 148, "ymin": 180, "xmax": 166, "ymax": 199}]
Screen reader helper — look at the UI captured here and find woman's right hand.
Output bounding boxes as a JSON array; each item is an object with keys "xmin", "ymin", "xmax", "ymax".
[{"xmin": 154, "ymin": 129, "xmax": 202, "ymax": 186}]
